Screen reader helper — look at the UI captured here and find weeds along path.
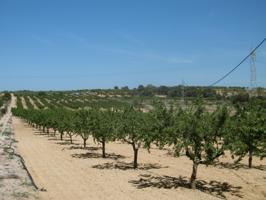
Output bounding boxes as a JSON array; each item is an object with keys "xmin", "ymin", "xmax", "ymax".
[
  {"xmin": 0, "ymin": 96, "xmax": 37, "ymax": 200},
  {"xmin": 0, "ymin": 93, "xmax": 16, "ymax": 135}
]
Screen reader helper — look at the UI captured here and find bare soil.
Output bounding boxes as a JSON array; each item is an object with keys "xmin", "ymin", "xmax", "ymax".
[
  {"xmin": 20, "ymin": 97, "xmax": 28, "ymax": 109},
  {"xmin": 34, "ymin": 97, "xmax": 44, "ymax": 106},
  {"xmin": 27, "ymin": 96, "xmax": 38, "ymax": 109}
]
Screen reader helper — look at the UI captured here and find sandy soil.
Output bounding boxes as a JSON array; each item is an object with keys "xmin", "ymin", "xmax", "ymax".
[
  {"xmin": 34, "ymin": 97, "xmax": 44, "ymax": 107},
  {"xmin": 20, "ymin": 97, "xmax": 28, "ymax": 109},
  {"xmin": 44, "ymin": 98, "xmax": 51, "ymax": 103},
  {"xmin": 27, "ymin": 96, "xmax": 38, "ymax": 109},
  {"xmin": 12, "ymin": 117, "xmax": 266, "ymax": 200},
  {"xmin": 11, "ymin": 94, "xmax": 17, "ymax": 109}
]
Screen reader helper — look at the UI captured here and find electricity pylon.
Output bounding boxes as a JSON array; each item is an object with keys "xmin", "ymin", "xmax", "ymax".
[{"xmin": 250, "ymin": 50, "xmax": 257, "ymax": 96}]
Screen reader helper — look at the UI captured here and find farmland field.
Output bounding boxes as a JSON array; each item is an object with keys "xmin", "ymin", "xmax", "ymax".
[{"xmin": 0, "ymin": 91, "xmax": 265, "ymax": 200}]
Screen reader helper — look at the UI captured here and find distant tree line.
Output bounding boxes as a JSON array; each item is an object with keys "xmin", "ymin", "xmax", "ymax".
[
  {"xmin": 107, "ymin": 85, "xmax": 260, "ymax": 99},
  {"xmin": 12, "ymin": 85, "xmax": 266, "ymax": 101}
]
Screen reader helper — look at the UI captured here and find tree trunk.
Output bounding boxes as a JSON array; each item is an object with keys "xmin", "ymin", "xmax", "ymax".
[
  {"xmin": 247, "ymin": 137, "xmax": 253, "ymax": 168},
  {"xmin": 68, "ymin": 132, "xmax": 73, "ymax": 144},
  {"xmin": 46, "ymin": 128, "xmax": 49, "ymax": 134},
  {"xmin": 42, "ymin": 126, "xmax": 45, "ymax": 133},
  {"xmin": 190, "ymin": 161, "xmax": 199, "ymax": 189},
  {"xmin": 102, "ymin": 139, "xmax": 106, "ymax": 158},
  {"xmin": 248, "ymin": 147, "xmax": 253, "ymax": 168},
  {"xmin": 83, "ymin": 138, "xmax": 87, "ymax": 148},
  {"xmin": 132, "ymin": 144, "xmax": 139, "ymax": 169},
  {"xmin": 60, "ymin": 132, "xmax": 63, "ymax": 140}
]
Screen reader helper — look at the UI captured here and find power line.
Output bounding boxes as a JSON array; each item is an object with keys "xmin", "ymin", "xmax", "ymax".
[{"xmin": 209, "ymin": 38, "xmax": 266, "ymax": 87}]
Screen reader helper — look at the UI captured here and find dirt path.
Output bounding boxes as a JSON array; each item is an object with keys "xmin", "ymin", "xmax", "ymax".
[
  {"xmin": 11, "ymin": 94, "xmax": 17, "ymax": 109},
  {"xmin": 0, "ymin": 95, "xmax": 37, "ymax": 200}
]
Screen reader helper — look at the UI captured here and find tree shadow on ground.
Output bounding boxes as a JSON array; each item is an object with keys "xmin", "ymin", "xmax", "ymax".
[
  {"xmin": 92, "ymin": 161, "xmax": 167, "ymax": 170},
  {"xmin": 72, "ymin": 152, "xmax": 125, "ymax": 160},
  {"xmin": 47, "ymin": 138, "xmax": 59, "ymax": 141},
  {"xmin": 34, "ymin": 131, "xmax": 56, "ymax": 138},
  {"xmin": 214, "ymin": 162, "xmax": 266, "ymax": 171},
  {"xmin": 129, "ymin": 174, "xmax": 243, "ymax": 199},
  {"xmin": 68, "ymin": 146, "xmax": 100, "ymax": 151},
  {"xmin": 56, "ymin": 141, "xmax": 75, "ymax": 145},
  {"xmin": 49, "ymin": 137, "xmax": 80, "ymax": 144},
  {"xmin": 34, "ymin": 131, "xmax": 47, "ymax": 136}
]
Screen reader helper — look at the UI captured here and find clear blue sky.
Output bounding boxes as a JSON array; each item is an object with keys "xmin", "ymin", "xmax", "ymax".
[{"xmin": 0, "ymin": 0, "xmax": 266, "ymax": 91}]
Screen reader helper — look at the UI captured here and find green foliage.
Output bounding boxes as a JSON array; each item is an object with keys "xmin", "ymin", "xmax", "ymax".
[
  {"xmin": 74, "ymin": 109, "xmax": 94, "ymax": 148},
  {"xmin": 37, "ymin": 91, "xmax": 47, "ymax": 97},
  {"xmin": 165, "ymin": 103, "xmax": 228, "ymax": 163},
  {"xmin": 117, "ymin": 104, "xmax": 152, "ymax": 168},
  {"xmin": 0, "ymin": 107, "xmax": 6, "ymax": 115},
  {"xmin": 151, "ymin": 100, "xmax": 229, "ymax": 189},
  {"xmin": 225, "ymin": 98, "xmax": 266, "ymax": 167},
  {"xmin": 3, "ymin": 92, "xmax": 11, "ymax": 101},
  {"xmin": 0, "ymin": 92, "xmax": 11, "ymax": 116},
  {"xmin": 231, "ymin": 92, "xmax": 249, "ymax": 104},
  {"xmin": 149, "ymin": 101, "xmax": 175, "ymax": 148},
  {"xmin": 92, "ymin": 108, "xmax": 118, "ymax": 157}
]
